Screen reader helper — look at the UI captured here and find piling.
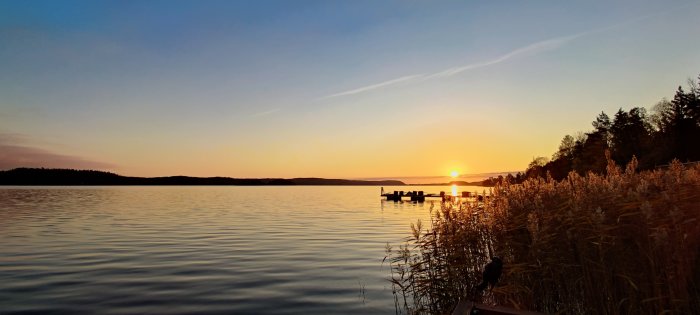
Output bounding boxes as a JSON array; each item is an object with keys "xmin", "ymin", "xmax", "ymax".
[{"xmin": 386, "ymin": 190, "xmax": 401, "ymax": 201}]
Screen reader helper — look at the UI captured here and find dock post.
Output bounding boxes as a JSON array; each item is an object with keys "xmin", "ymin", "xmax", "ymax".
[
  {"xmin": 440, "ymin": 191, "xmax": 445, "ymax": 202},
  {"xmin": 418, "ymin": 191, "xmax": 425, "ymax": 202}
]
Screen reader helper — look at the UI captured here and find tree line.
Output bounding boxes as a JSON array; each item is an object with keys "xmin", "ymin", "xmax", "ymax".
[
  {"xmin": 485, "ymin": 74, "xmax": 700, "ymax": 185},
  {"xmin": 0, "ymin": 168, "xmax": 406, "ymax": 186}
]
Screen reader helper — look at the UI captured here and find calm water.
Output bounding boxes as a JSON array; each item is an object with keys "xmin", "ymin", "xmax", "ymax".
[{"xmin": 0, "ymin": 185, "xmax": 484, "ymax": 314}]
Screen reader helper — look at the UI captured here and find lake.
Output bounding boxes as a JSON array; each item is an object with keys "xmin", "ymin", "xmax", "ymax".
[{"xmin": 0, "ymin": 185, "xmax": 486, "ymax": 314}]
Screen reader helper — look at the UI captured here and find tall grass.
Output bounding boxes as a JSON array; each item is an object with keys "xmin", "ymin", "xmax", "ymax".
[{"xmin": 386, "ymin": 157, "xmax": 700, "ymax": 314}]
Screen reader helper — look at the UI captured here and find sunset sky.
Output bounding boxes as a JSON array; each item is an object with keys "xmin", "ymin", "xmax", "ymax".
[{"xmin": 1, "ymin": 0, "xmax": 699, "ymax": 179}]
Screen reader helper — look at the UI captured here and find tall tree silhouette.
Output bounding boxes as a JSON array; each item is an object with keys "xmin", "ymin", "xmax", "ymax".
[
  {"xmin": 493, "ymin": 74, "xmax": 700, "ymax": 186},
  {"xmin": 573, "ymin": 112, "xmax": 610, "ymax": 174},
  {"xmin": 655, "ymin": 86, "xmax": 700, "ymax": 161},
  {"xmin": 610, "ymin": 107, "xmax": 653, "ymax": 168}
]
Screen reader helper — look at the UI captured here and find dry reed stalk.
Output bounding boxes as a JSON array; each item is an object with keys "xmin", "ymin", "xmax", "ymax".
[{"xmin": 386, "ymin": 158, "xmax": 700, "ymax": 314}]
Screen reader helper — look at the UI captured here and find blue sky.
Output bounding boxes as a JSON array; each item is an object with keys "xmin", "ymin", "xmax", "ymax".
[{"xmin": 1, "ymin": 0, "xmax": 699, "ymax": 178}]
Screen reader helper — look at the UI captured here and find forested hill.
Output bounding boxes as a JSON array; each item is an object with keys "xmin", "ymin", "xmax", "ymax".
[
  {"xmin": 0, "ymin": 168, "xmax": 405, "ymax": 186},
  {"xmin": 484, "ymin": 73, "xmax": 700, "ymax": 185}
]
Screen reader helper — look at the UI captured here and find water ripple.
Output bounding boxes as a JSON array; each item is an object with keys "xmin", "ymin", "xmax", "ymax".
[{"xmin": 0, "ymin": 186, "xmax": 475, "ymax": 314}]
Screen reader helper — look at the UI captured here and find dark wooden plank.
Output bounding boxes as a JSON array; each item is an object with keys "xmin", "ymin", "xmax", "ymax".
[{"xmin": 452, "ymin": 300, "xmax": 544, "ymax": 315}]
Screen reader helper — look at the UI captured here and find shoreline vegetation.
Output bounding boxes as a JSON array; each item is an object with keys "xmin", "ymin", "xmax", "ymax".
[
  {"xmin": 483, "ymin": 74, "xmax": 700, "ymax": 186},
  {"xmin": 386, "ymin": 158, "xmax": 700, "ymax": 314},
  {"xmin": 387, "ymin": 75, "xmax": 700, "ymax": 314}
]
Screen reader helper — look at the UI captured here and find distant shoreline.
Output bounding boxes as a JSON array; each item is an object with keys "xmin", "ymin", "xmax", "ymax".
[
  {"xmin": 0, "ymin": 168, "xmax": 494, "ymax": 187},
  {"xmin": 0, "ymin": 168, "xmax": 412, "ymax": 186}
]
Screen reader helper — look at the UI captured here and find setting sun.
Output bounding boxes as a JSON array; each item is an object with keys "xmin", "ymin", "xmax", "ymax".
[{"xmin": 450, "ymin": 170, "xmax": 459, "ymax": 178}]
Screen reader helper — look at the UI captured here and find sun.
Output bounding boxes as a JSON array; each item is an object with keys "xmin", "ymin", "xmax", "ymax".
[{"xmin": 450, "ymin": 170, "xmax": 459, "ymax": 178}]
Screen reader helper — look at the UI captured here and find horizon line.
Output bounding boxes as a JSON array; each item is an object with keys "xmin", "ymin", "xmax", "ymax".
[{"xmin": 0, "ymin": 166, "xmax": 520, "ymax": 181}]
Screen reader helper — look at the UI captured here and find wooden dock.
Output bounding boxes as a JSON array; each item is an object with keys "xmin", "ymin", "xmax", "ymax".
[{"xmin": 381, "ymin": 189, "xmax": 482, "ymax": 202}]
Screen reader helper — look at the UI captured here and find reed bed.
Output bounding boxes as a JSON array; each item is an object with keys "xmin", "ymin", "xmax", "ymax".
[{"xmin": 386, "ymin": 158, "xmax": 700, "ymax": 314}]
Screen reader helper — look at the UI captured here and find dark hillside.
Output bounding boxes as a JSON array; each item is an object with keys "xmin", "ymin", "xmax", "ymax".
[{"xmin": 0, "ymin": 168, "xmax": 404, "ymax": 186}]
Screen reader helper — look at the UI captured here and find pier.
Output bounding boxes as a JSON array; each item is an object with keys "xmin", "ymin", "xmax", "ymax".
[{"xmin": 381, "ymin": 189, "xmax": 476, "ymax": 202}]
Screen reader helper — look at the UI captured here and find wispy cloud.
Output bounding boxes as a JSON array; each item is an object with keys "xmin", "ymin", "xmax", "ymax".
[
  {"xmin": 249, "ymin": 108, "xmax": 281, "ymax": 117},
  {"xmin": 322, "ymin": 6, "xmax": 685, "ymax": 103},
  {"xmin": 320, "ymin": 34, "xmax": 581, "ymax": 99},
  {"xmin": 424, "ymin": 4, "xmax": 687, "ymax": 81},
  {"xmin": 425, "ymin": 33, "xmax": 582, "ymax": 80},
  {"xmin": 0, "ymin": 133, "xmax": 115, "ymax": 170},
  {"xmin": 319, "ymin": 5, "xmax": 679, "ymax": 101},
  {"xmin": 319, "ymin": 74, "xmax": 425, "ymax": 99}
]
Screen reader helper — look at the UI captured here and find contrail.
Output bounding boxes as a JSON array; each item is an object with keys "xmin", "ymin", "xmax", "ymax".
[
  {"xmin": 249, "ymin": 108, "xmax": 281, "ymax": 117},
  {"xmin": 319, "ymin": 34, "xmax": 579, "ymax": 99},
  {"xmin": 318, "ymin": 6, "xmax": 681, "ymax": 100},
  {"xmin": 319, "ymin": 74, "xmax": 425, "ymax": 99},
  {"xmin": 424, "ymin": 33, "xmax": 582, "ymax": 80}
]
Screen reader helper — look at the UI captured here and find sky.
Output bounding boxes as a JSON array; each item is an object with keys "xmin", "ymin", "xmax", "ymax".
[{"xmin": 1, "ymin": 0, "xmax": 700, "ymax": 180}]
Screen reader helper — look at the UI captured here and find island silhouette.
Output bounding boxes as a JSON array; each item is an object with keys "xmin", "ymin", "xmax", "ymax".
[{"xmin": 0, "ymin": 168, "xmax": 411, "ymax": 186}]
